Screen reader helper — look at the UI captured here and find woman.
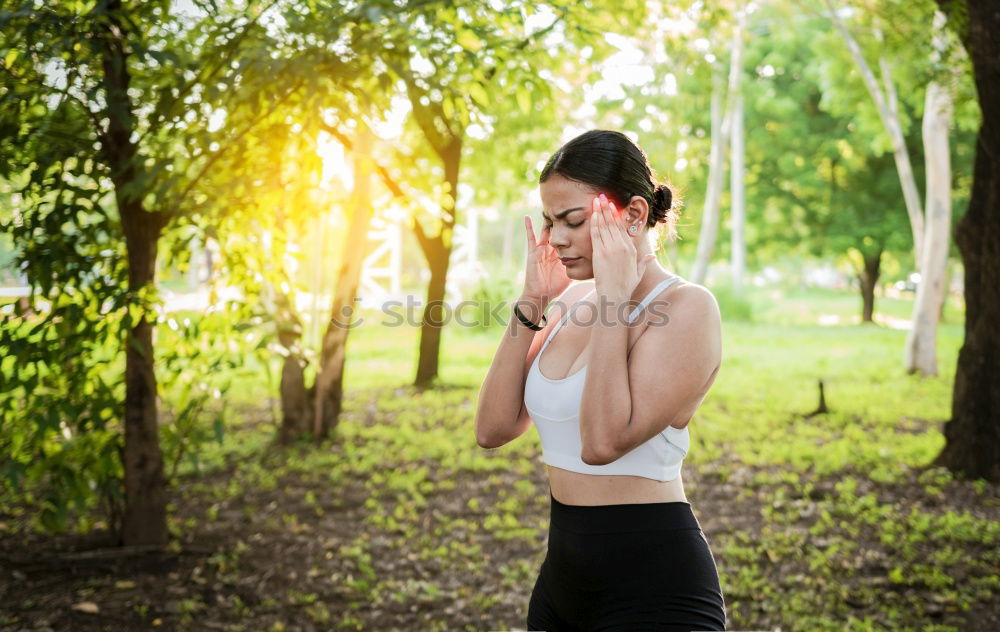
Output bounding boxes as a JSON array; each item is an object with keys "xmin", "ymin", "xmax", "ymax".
[{"xmin": 474, "ymin": 130, "xmax": 726, "ymax": 631}]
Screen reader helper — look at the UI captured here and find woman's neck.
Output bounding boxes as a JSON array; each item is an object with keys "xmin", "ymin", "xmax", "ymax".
[{"xmin": 629, "ymin": 259, "xmax": 674, "ymax": 305}]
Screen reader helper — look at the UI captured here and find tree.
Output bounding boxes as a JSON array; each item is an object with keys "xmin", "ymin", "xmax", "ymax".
[
  {"xmin": 382, "ymin": 3, "xmax": 556, "ymax": 387},
  {"xmin": 691, "ymin": 3, "xmax": 747, "ymax": 285},
  {"xmin": 311, "ymin": 127, "xmax": 376, "ymax": 439},
  {"xmin": 730, "ymin": 86, "xmax": 747, "ymax": 292},
  {"xmin": 932, "ymin": 0, "xmax": 1000, "ymax": 481},
  {"xmin": 823, "ymin": 0, "xmax": 927, "ymax": 265},
  {"xmin": 821, "ymin": 0, "xmax": 974, "ymax": 373},
  {"xmin": 183, "ymin": 0, "xmax": 409, "ymax": 443},
  {"xmin": 734, "ymin": 2, "xmax": 916, "ymax": 320},
  {"xmin": 0, "ymin": 0, "xmax": 286, "ymax": 542},
  {"xmin": 904, "ymin": 11, "xmax": 958, "ymax": 375},
  {"xmin": 374, "ymin": 0, "xmax": 645, "ymax": 387}
]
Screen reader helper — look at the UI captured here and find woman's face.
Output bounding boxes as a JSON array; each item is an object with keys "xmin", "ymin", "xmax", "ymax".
[{"xmin": 538, "ymin": 175, "xmax": 599, "ymax": 279}]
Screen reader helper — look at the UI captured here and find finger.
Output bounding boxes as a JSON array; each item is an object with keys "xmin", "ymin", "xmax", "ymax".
[
  {"xmin": 606, "ymin": 200, "xmax": 627, "ymax": 244},
  {"xmin": 613, "ymin": 201, "xmax": 628, "ymax": 236},
  {"xmin": 603, "ymin": 198, "xmax": 628, "ymax": 247},
  {"xmin": 600, "ymin": 195, "xmax": 615, "ymax": 243},
  {"xmin": 601, "ymin": 195, "xmax": 620, "ymax": 240},
  {"xmin": 524, "ymin": 215, "xmax": 537, "ymax": 248},
  {"xmin": 591, "ymin": 196, "xmax": 605, "ymax": 248},
  {"xmin": 539, "ymin": 222, "xmax": 552, "ymax": 247},
  {"xmin": 619, "ymin": 206, "xmax": 637, "ymax": 246}
]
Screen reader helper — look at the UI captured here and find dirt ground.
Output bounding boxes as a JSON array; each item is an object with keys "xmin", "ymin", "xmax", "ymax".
[{"xmin": 1, "ymin": 433, "xmax": 997, "ymax": 632}]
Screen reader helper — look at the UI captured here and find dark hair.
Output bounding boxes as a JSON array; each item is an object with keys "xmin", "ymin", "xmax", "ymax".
[{"xmin": 538, "ymin": 130, "xmax": 680, "ymax": 242}]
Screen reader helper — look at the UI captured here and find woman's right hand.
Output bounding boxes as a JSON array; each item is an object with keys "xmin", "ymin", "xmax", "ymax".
[{"xmin": 522, "ymin": 215, "xmax": 572, "ymax": 303}]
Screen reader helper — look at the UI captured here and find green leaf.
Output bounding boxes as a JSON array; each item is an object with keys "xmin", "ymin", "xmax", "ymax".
[
  {"xmin": 516, "ymin": 86, "xmax": 531, "ymax": 115},
  {"xmin": 147, "ymin": 49, "xmax": 180, "ymax": 67},
  {"xmin": 468, "ymin": 82, "xmax": 489, "ymax": 108},
  {"xmin": 457, "ymin": 29, "xmax": 483, "ymax": 52}
]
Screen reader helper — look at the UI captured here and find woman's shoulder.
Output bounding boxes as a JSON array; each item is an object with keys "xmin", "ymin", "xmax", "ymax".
[
  {"xmin": 642, "ymin": 277, "xmax": 720, "ymax": 329},
  {"xmin": 655, "ymin": 275, "xmax": 716, "ymax": 305},
  {"xmin": 677, "ymin": 280, "xmax": 720, "ymax": 314},
  {"xmin": 672, "ymin": 282, "xmax": 722, "ymax": 341},
  {"xmin": 632, "ymin": 278, "xmax": 722, "ymax": 369}
]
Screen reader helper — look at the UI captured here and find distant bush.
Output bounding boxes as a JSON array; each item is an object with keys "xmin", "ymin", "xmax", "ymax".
[
  {"xmin": 711, "ymin": 284, "xmax": 755, "ymax": 323},
  {"xmin": 467, "ymin": 277, "xmax": 518, "ymax": 331}
]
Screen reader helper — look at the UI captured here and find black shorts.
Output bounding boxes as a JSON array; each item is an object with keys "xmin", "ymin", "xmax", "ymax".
[{"xmin": 526, "ymin": 492, "xmax": 726, "ymax": 631}]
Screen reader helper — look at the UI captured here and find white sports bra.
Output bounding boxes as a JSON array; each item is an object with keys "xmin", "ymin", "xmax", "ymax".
[{"xmin": 523, "ymin": 276, "xmax": 690, "ymax": 482}]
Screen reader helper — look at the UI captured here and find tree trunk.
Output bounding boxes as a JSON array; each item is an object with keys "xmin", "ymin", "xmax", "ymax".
[
  {"xmin": 313, "ymin": 128, "xmax": 375, "ymax": 439},
  {"xmin": 932, "ymin": 0, "xmax": 1000, "ymax": 481},
  {"xmin": 280, "ymin": 355, "xmax": 312, "ymax": 442},
  {"xmin": 691, "ymin": 72, "xmax": 727, "ymax": 285},
  {"xmin": 101, "ymin": 0, "xmax": 168, "ymax": 546},
  {"xmin": 858, "ymin": 249, "xmax": 882, "ymax": 324},
  {"xmin": 415, "ymin": 245, "xmax": 450, "ymax": 387},
  {"xmin": 939, "ymin": 260, "xmax": 951, "ymax": 322},
  {"xmin": 692, "ymin": 8, "xmax": 744, "ymax": 285},
  {"xmin": 275, "ymin": 290, "xmax": 312, "ymax": 444},
  {"xmin": 905, "ymin": 80, "xmax": 953, "ymax": 375},
  {"xmin": 260, "ymin": 137, "xmax": 313, "ymax": 443},
  {"xmin": 414, "ymin": 140, "xmax": 461, "ymax": 387},
  {"xmin": 120, "ymin": 210, "xmax": 168, "ymax": 546},
  {"xmin": 730, "ymin": 90, "xmax": 746, "ymax": 293}
]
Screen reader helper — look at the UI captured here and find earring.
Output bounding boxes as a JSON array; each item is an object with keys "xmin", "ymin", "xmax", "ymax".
[{"xmin": 628, "ymin": 225, "xmax": 638, "ymax": 234}]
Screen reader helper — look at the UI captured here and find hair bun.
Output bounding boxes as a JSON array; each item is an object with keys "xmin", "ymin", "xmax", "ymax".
[{"xmin": 651, "ymin": 184, "xmax": 672, "ymax": 222}]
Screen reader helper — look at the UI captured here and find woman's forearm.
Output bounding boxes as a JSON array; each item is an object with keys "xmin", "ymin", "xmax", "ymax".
[
  {"xmin": 474, "ymin": 295, "xmax": 547, "ymax": 447},
  {"xmin": 579, "ymin": 297, "xmax": 632, "ymax": 463}
]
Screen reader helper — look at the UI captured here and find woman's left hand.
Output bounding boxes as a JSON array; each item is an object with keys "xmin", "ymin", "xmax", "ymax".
[{"xmin": 590, "ymin": 193, "xmax": 656, "ymax": 304}]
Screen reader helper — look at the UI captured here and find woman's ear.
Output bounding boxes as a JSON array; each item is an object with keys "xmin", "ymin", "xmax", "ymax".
[{"xmin": 627, "ymin": 195, "xmax": 649, "ymax": 228}]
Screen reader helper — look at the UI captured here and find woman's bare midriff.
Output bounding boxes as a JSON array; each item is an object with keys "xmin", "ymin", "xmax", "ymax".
[{"xmin": 546, "ymin": 466, "xmax": 688, "ymax": 505}]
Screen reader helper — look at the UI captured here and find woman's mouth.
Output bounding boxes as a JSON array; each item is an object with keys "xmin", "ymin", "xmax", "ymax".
[{"xmin": 560, "ymin": 257, "xmax": 582, "ymax": 266}]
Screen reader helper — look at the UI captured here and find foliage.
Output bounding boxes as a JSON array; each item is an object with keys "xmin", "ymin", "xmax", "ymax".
[
  {"xmin": 601, "ymin": 0, "xmax": 978, "ymax": 278},
  {"xmin": 467, "ymin": 276, "xmax": 519, "ymax": 332},
  {"xmin": 712, "ymin": 282, "xmax": 756, "ymax": 322},
  {"xmin": 0, "ymin": 0, "xmax": 286, "ymax": 533}
]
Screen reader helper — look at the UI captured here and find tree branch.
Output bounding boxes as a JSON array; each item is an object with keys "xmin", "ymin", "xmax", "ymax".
[
  {"xmin": 481, "ymin": 9, "xmax": 565, "ymax": 83},
  {"xmin": 137, "ymin": 0, "xmax": 282, "ymax": 145},
  {"xmin": 0, "ymin": 62, "xmax": 108, "ymax": 147},
  {"xmin": 318, "ymin": 120, "xmax": 433, "ymax": 254},
  {"xmin": 823, "ymin": 0, "xmax": 924, "ymax": 265},
  {"xmin": 318, "ymin": 121, "xmax": 409, "ymax": 200},
  {"xmin": 822, "ymin": 0, "xmax": 892, "ymax": 117},
  {"xmin": 384, "ymin": 6, "xmax": 568, "ymax": 157},
  {"xmin": 383, "ymin": 56, "xmax": 452, "ymax": 155},
  {"xmin": 874, "ymin": 28, "xmax": 900, "ymax": 120},
  {"xmin": 170, "ymin": 78, "xmax": 305, "ymax": 218}
]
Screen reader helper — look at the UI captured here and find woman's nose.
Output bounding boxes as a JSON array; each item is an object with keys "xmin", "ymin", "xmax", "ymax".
[{"xmin": 548, "ymin": 226, "xmax": 570, "ymax": 248}]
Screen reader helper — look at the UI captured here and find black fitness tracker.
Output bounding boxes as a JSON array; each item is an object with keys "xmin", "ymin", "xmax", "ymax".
[{"xmin": 514, "ymin": 303, "xmax": 547, "ymax": 331}]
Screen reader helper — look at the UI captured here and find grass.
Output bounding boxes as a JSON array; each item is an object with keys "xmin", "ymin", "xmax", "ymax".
[
  {"xmin": 191, "ymin": 283, "xmax": 990, "ymax": 630},
  {"xmin": 3, "ymin": 283, "xmax": 995, "ymax": 631}
]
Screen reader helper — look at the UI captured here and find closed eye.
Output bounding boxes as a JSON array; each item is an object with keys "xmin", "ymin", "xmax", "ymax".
[{"xmin": 544, "ymin": 220, "xmax": 585, "ymax": 229}]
